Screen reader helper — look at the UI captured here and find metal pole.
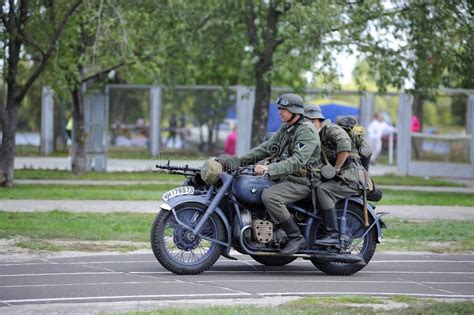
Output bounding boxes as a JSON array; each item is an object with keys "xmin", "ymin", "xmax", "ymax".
[
  {"xmin": 235, "ymin": 86, "xmax": 255, "ymax": 156},
  {"xmin": 40, "ymin": 87, "xmax": 54, "ymax": 155},
  {"xmin": 397, "ymin": 93, "xmax": 412, "ymax": 175},
  {"xmin": 468, "ymin": 95, "xmax": 474, "ymax": 177},
  {"xmin": 360, "ymin": 92, "xmax": 374, "ymax": 129},
  {"xmin": 150, "ymin": 87, "xmax": 162, "ymax": 158}
]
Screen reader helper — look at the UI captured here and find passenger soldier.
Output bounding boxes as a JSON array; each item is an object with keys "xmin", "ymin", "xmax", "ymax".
[{"xmin": 304, "ymin": 104, "xmax": 362, "ymax": 247}]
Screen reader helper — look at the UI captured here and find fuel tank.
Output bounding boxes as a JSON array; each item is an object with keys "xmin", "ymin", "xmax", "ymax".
[{"xmin": 232, "ymin": 175, "xmax": 273, "ymax": 205}]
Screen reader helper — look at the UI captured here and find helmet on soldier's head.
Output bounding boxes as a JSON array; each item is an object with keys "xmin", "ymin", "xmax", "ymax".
[
  {"xmin": 304, "ymin": 103, "xmax": 325, "ymax": 120},
  {"xmin": 276, "ymin": 94, "xmax": 305, "ymax": 115}
]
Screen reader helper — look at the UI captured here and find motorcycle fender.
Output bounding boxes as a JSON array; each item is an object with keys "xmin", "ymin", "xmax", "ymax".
[
  {"xmin": 159, "ymin": 195, "xmax": 232, "ymax": 254},
  {"xmin": 347, "ymin": 197, "xmax": 385, "ymax": 243}
]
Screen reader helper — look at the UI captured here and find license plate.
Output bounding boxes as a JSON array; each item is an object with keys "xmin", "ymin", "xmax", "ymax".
[{"xmin": 162, "ymin": 186, "xmax": 194, "ymax": 201}]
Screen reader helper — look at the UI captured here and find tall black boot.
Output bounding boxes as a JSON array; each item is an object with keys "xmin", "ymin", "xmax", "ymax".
[
  {"xmin": 315, "ymin": 208, "xmax": 340, "ymax": 247},
  {"xmin": 280, "ymin": 218, "xmax": 306, "ymax": 255}
]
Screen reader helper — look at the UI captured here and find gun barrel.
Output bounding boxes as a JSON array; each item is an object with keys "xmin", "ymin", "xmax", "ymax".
[{"xmin": 155, "ymin": 164, "xmax": 200, "ymax": 173}]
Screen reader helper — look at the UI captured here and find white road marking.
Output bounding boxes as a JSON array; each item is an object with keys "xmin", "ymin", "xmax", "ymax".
[
  {"xmin": 260, "ymin": 292, "xmax": 474, "ymax": 299},
  {"xmin": 0, "ymin": 272, "xmax": 121, "ymax": 277},
  {"xmin": 2, "ymin": 292, "xmax": 474, "ymax": 304},
  {"xmin": 0, "ymin": 281, "xmax": 179, "ymax": 288},
  {"xmin": 2, "ymin": 259, "xmax": 473, "ymax": 267},
  {"xmin": 2, "ymin": 269, "xmax": 473, "ymax": 277},
  {"xmin": 130, "ymin": 270, "xmax": 474, "ymax": 275},
  {"xmin": 1, "ymin": 280, "xmax": 472, "ymax": 289}
]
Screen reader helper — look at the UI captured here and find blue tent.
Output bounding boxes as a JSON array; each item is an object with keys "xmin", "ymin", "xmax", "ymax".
[
  {"xmin": 319, "ymin": 104, "xmax": 359, "ymax": 123},
  {"xmin": 228, "ymin": 99, "xmax": 359, "ymax": 132},
  {"xmin": 267, "ymin": 100, "xmax": 360, "ymax": 131}
]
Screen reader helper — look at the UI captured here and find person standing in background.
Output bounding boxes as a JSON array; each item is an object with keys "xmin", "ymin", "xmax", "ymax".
[
  {"xmin": 367, "ymin": 113, "xmax": 395, "ymax": 165},
  {"xmin": 178, "ymin": 114, "xmax": 187, "ymax": 148},
  {"xmin": 166, "ymin": 114, "xmax": 178, "ymax": 148},
  {"xmin": 411, "ymin": 115, "xmax": 421, "ymax": 132},
  {"xmin": 224, "ymin": 124, "xmax": 237, "ymax": 155}
]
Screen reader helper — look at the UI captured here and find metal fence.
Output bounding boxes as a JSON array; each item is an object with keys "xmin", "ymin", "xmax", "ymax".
[{"xmin": 38, "ymin": 85, "xmax": 474, "ymax": 177}]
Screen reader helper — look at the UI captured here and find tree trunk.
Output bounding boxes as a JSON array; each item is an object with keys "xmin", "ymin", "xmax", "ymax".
[
  {"xmin": 0, "ymin": 100, "xmax": 20, "ymax": 187},
  {"xmin": 71, "ymin": 88, "xmax": 86, "ymax": 175},
  {"xmin": 412, "ymin": 93, "xmax": 423, "ymax": 131},
  {"xmin": 250, "ymin": 69, "xmax": 271, "ymax": 147}
]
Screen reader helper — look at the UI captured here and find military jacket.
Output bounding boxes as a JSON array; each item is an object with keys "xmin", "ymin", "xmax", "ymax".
[
  {"xmin": 240, "ymin": 120, "xmax": 321, "ymax": 185},
  {"xmin": 319, "ymin": 119, "xmax": 359, "ymax": 185},
  {"xmin": 319, "ymin": 119, "xmax": 352, "ymax": 165}
]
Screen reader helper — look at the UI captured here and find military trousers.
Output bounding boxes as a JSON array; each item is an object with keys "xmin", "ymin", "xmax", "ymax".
[
  {"xmin": 261, "ymin": 181, "xmax": 311, "ymax": 223},
  {"xmin": 317, "ymin": 179, "xmax": 360, "ymax": 210}
]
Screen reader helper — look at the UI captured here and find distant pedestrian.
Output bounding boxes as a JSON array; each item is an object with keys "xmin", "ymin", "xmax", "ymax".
[
  {"xmin": 178, "ymin": 114, "xmax": 187, "ymax": 148},
  {"xmin": 411, "ymin": 115, "xmax": 421, "ymax": 132},
  {"xmin": 367, "ymin": 113, "xmax": 395, "ymax": 164},
  {"xmin": 166, "ymin": 114, "xmax": 178, "ymax": 148},
  {"xmin": 224, "ymin": 125, "xmax": 237, "ymax": 155}
]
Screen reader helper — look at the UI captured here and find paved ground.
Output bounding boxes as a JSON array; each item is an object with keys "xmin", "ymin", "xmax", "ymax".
[{"xmin": 0, "ymin": 252, "xmax": 473, "ymax": 313}]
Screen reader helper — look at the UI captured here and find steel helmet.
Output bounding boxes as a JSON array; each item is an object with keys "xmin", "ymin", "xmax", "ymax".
[
  {"xmin": 276, "ymin": 94, "xmax": 305, "ymax": 115},
  {"xmin": 304, "ymin": 103, "xmax": 325, "ymax": 120}
]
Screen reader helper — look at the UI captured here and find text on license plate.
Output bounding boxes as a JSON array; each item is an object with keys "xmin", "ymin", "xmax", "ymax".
[{"xmin": 162, "ymin": 186, "xmax": 194, "ymax": 201}]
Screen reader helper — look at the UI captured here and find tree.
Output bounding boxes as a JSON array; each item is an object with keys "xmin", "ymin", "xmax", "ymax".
[
  {"xmin": 44, "ymin": 1, "xmax": 162, "ymax": 174},
  {"xmin": 240, "ymin": 1, "xmax": 389, "ymax": 146},
  {"xmin": 355, "ymin": 1, "xmax": 473, "ymax": 128},
  {"xmin": 0, "ymin": 0, "xmax": 82, "ymax": 187}
]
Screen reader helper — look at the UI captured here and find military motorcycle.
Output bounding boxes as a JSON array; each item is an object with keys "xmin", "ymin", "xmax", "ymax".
[{"xmin": 151, "ymin": 161, "xmax": 386, "ymax": 275}]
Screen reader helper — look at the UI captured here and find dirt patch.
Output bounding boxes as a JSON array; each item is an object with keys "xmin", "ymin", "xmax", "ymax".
[{"xmin": 0, "ymin": 237, "xmax": 150, "ymax": 262}]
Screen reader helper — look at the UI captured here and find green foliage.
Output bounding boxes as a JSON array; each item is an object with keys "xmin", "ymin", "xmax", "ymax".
[{"xmin": 356, "ymin": 1, "xmax": 473, "ymax": 94}]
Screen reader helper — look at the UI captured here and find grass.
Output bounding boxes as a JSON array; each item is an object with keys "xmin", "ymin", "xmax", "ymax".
[
  {"xmin": 2, "ymin": 184, "xmax": 473, "ymax": 206},
  {"xmin": 118, "ymin": 296, "xmax": 474, "ymax": 314},
  {"xmin": 15, "ymin": 169, "xmax": 465, "ymax": 189},
  {"xmin": 0, "ymin": 211, "xmax": 155, "ymax": 241},
  {"xmin": 14, "ymin": 169, "xmax": 183, "ymax": 181},
  {"xmin": 372, "ymin": 173, "xmax": 464, "ymax": 187},
  {"xmin": 380, "ymin": 217, "xmax": 474, "ymax": 252},
  {"xmin": 15, "ymin": 240, "xmax": 141, "ymax": 252},
  {"xmin": 379, "ymin": 190, "xmax": 474, "ymax": 206},
  {"xmin": 1, "ymin": 212, "xmax": 473, "ymax": 253},
  {"xmin": 0, "ymin": 184, "xmax": 177, "ymax": 200}
]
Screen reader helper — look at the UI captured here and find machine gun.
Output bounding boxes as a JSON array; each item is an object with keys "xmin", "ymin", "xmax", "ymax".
[{"xmin": 155, "ymin": 160, "xmax": 201, "ymax": 176}]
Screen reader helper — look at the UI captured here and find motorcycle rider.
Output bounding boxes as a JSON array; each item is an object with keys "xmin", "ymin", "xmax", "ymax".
[
  {"xmin": 238, "ymin": 94, "xmax": 321, "ymax": 255},
  {"xmin": 304, "ymin": 104, "xmax": 362, "ymax": 247}
]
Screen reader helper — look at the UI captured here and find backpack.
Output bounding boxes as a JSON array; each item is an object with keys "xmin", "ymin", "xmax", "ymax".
[
  {"xmin": 337, "ymin": 116, "xmax": 382, "ymax": 202},
  {"xmin": 336, "ymin": 116, "xmax": 372, "ymax": 171}
]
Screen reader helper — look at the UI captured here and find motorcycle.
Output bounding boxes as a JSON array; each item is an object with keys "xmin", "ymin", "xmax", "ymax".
[{"xmin": 151, "ymin": 161, "xmax": 386, "ymax": 275}]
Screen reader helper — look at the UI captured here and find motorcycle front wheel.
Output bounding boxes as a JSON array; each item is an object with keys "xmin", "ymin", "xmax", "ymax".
[
  {"xmin": 150, "ymin": 202, "xmax": 225, "ymax": 275},
  {"xmin": 311, "ymin": 203, "xmax": 377, "ymax": 276}
]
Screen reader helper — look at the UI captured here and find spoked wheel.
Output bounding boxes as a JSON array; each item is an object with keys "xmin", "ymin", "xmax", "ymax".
[
  {"xmin": 150, "ymin": 202, "xmax": 225, "ymax": 275},
  {"xmin": 311, "ymin": 203, "xmax": 377, "ymax": 275},
  {"xmin": 251, "ymin": 255, "xmax": 297, "ymax": 266}
]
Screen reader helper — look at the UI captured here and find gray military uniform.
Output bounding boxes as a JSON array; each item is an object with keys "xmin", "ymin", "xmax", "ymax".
[
  {"xmin": 317, "ymin": 119, "xmax": 361, "ymax": 211},
  {"xmin": 240, "ymin": 120, "xmax": 321, "ymax": 223}
]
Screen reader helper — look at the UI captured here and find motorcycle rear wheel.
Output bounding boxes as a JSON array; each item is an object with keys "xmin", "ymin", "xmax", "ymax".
[
  {"xmin": 311, "ymin": 203, "xmax": 377, "ymax": 276},
  {"xmin": 150, "ymin": 202, "xmax": 225, "ymax": 275},
  {"xmin": 251, "ymin": 255, "xmax": 297, "ymax": 266}
]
